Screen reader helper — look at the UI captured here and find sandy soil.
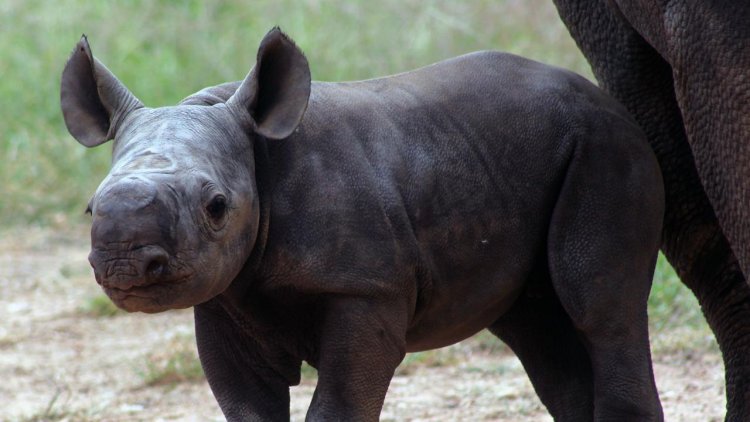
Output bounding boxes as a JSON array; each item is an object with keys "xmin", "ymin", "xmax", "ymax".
[{"xmin": 0, "ymin": 227, "xmax": 725, "ymax": 421}]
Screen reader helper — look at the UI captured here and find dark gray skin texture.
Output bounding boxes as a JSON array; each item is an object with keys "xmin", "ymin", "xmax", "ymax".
[
  {"xmin": 61, "ymin": 29, "xmax": 665, "ymax": 421},
  {"xmin": 552, "ymin": 2, "xmax": 750, "ymax": 420}
]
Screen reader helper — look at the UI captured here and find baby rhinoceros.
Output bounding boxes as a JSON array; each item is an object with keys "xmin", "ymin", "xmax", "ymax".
[{"xmin": 61, "ymin": 28, "xmax": 664, "ymax": 421}]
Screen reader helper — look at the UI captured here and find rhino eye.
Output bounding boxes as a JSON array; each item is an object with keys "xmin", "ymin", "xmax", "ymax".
[{"xmin": 206, "ymin": 195, "xmax": 227, "ymax": 222}]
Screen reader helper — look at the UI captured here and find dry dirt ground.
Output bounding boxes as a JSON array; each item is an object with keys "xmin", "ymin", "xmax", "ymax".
[{"xmin": 0, "ymin": 227, "xmax": 725, "ymax": 421}]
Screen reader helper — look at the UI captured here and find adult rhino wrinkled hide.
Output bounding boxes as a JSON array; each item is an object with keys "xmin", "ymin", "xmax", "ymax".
[
  {"xmin": 61, "ymin": 28, "xmax": 665, "ymax": 421},
  {"xmin": 552, "ymin": 2, "xmax": 750, "ymax": 419}
]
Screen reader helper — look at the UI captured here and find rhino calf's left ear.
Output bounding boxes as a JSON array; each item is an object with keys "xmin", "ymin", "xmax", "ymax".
[{"xmin": 228, "ymin": 28, "xmax": 311, "ymax": 140}]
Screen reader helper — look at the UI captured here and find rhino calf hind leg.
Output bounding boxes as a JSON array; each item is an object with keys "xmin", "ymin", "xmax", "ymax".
[
  {"xmin": 490, "ymin": 283, "xmax": 594, "ymax": 421},
  {"xmin": 546, "ymin": 135, "xmax": 665, "ymax": 420}
]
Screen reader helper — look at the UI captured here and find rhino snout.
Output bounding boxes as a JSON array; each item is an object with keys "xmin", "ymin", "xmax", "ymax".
[
  {"xmin": 88, "ymin": 177, "xmax": 184, "ymax": 292},
  {"xmin": 89, "ymin": 244, "xmax": 171, "ymax": 290}
]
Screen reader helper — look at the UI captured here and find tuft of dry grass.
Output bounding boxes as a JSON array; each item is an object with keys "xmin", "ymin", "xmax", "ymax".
[
  {"xmin": 78, "ymin": 294, "xmax": 123, "ymax": 318},
  {"xmin": 19, "ymin": 387, "xmax": 97, "ymax": 422},
  {"xmin": 138, "ymin": 334, "xmax": 205, "ymax": 387}
]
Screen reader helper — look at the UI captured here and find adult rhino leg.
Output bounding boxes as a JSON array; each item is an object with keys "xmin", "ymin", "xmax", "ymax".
[
  {"xmin": 685, "ymin": 229, "xmax": 750, "ymax": 419},
  {"xmin": 553, "ymin": 1, "xmax": 750, "ymax": 419},
  {"xmin": 490, "ymin": 275, "xmax": 594, "ymax": 421},
  {"xmin": 663, "ymin": 13, "xmax": 750, "ymax": 416},
  {"xmin": 625, "ymin": 0, "xmax": 750, "ymax": 280}
]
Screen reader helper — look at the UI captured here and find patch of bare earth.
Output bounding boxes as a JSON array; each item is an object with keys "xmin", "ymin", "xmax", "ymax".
[{"xmin": 1, "ymin": 228, "xmax": 724, "ymax": 421}]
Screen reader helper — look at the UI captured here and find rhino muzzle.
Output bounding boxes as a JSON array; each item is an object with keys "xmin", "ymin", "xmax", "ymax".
[
  {"xmin": 89, "ymin": 244, "xmax": 170, "ymax": 290},
  {"xmin": 88, "ymin": 177, "xmax": 184, "ymax": 293}
]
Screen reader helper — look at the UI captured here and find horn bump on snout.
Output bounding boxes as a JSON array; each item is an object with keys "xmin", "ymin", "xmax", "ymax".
[{"xmin": 93, "ymin": 177, "xmax": 159, "ymax": 218}]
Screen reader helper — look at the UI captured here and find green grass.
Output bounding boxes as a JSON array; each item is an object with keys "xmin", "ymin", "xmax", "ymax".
[
  {"xmin": 138, "ymin": 334, "xmax": 205, "ymax": 387},
  {"xmin": 649, "ymin": 253, "xmax": 708, "ymax": 332},
  {"xmin": 301, "ymin": 361, "xmax": 318, "ymax": 382},
  {"xmin": 650, "ymin": 255, "xmax": 693, "ymax": 328},
  {"xmin": 78, "ymin": 294, "xmax": 123, "ymax": 318},
  {"xmin": 1, "ymin": 0, "xmax": 588, "ymax": 226},
  {"xmin": 649, "ymin": 254, "xmax": 718, "ymax": 354},
  {"xmin": 397, "ymin": 347, "xmax": 462, "ymax": 376}
]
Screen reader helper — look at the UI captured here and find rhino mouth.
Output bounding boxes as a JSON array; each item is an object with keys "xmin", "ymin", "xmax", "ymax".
[
  {"xmin": 103, "ymin": 275, "xmax": 190, "ymax": 295},
  {"xmin": 102, "ymin": 275, "xmax": 192, "ymax": 312},
  {"xmin": 90, "ymin": 242, "xmax": 195, "ymax": 287}
]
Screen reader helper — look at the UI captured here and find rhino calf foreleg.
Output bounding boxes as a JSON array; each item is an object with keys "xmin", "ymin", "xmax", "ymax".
[
  {"xmin": 195, "ymin": 302, "xmax": 294, "ymax": 420},
  {"xmin": 306, "ymin": 298, "xmax": 408, "ymax": 421}
]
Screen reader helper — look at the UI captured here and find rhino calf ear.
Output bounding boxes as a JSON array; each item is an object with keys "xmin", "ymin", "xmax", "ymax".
[
  {"xmin": 60, "ymin": 36, "xmax": 143, "ymax": 147},
  {"xmin": 228, "ymin": 28, "xmax": 311, "ymax": 140}
]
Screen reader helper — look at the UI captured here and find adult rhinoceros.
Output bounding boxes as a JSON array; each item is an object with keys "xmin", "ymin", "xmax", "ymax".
[{"xmin": 553, "ymin": 1, "xmax": 750, "ymax": 419}]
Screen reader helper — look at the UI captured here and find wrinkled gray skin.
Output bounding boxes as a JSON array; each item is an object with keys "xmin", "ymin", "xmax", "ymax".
[
  {"xmin": 552, "ymin": 2, "xmax": 750, "ymax": 419},
  {"xmin": 61, "ymin": 29, "xmax": 665, "ymax": 421}
]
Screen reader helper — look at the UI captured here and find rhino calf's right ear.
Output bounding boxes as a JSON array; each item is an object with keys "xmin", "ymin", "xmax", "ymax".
[{"xmin": 60, "ymin": 36, "xmax": 143, "ymax": 147}]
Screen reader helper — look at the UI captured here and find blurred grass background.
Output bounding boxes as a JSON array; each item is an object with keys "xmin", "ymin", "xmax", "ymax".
[
  {"xmin": 0, "ymin": 0, "xmax": 589, "ymax": 227},
  {"xmin": 0, "ymin": 0, "xmax": 710, "ymax": 337}
]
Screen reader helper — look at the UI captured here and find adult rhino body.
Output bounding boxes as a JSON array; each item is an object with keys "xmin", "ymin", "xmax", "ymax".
[
  {"xmin": 61, "ymin": 29, "xmax": 664, "ymax": 420},
  {"xmin": 552, "ymin": 2, "xmax": 750, "ymax": 418}
]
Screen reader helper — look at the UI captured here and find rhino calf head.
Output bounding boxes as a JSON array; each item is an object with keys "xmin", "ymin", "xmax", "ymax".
[{"xmin": 61, "ymin": 29, "xmax": 311, "ymax": 312}]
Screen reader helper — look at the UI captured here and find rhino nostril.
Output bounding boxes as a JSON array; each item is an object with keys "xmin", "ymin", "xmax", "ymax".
[
  {"xmin": 146, "ymin": 260, "xmax": 165, "ymax": 277},
  {"xmin": 143, "ymin": 248, "xmax": 169, "ymax": 280}
]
